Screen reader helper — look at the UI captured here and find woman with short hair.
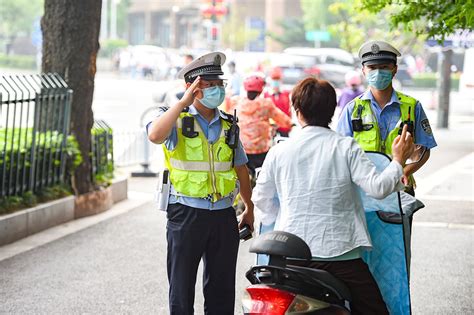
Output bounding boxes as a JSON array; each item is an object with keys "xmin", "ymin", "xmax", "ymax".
[{"xmin": 252, "ymin": 77, "xmax": 414, "ymax": 315}]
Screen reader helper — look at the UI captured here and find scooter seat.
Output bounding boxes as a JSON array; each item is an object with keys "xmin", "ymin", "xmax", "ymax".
[
  {"xmin": 286, "ymin": 264, "xmax": 352, "ymax": 301},
  {"xmin": 249, "ymin": 231, "xmax": 312, "ymax": 260}
]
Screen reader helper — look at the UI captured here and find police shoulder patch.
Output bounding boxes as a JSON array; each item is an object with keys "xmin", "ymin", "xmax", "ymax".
[{"xmin": 420, "ymin": 119, "xmax": 432, "ymax": 135}]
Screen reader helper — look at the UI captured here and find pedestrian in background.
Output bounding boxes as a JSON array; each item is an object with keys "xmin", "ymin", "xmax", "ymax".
[
  {"xmin": 227, "ymin": 61, "xmax": 242, "ymax": 96},
  {"xmin": 227, "ymin": 73, "xmax": 292, "ymax": 178},
  {"xmin": 253, "ymin": 77, "xmax": 415, "ymax": 315},
  {"xmin": 147, "ymin": 52, "xmax": 254, "ymax": 315},
  {"xmin": 337, "ymin": 40, "xmax": 437, "ymax": 195},
  {"xmin": 337, "ymin": 70, "xmax": 364, "ymax": 114},
  {"xmin": 264, "ymin": 67, "xmax": 293, "ymax": 137}
]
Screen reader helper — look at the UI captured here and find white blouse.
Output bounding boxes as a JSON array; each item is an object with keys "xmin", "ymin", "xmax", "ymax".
[{"xmin": 252, "ymin": 126, "xmax": 404, "ymax": 258}]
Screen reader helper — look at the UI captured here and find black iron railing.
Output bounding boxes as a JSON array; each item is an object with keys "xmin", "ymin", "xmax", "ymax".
[
  {"xmin": 0, "ymin": 74, "xmax": 72, "ymax": 198},
  {"xmin": 91, "ymin": 119, "xmax": 114, "ymax": 184}
]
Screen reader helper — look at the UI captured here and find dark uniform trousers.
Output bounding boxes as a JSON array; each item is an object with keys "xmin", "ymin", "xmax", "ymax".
[{"xmin": 166, "ymin": 202, "xmax": 240, "ymax": 315}]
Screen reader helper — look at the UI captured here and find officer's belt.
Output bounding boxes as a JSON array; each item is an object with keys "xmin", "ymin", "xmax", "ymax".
[
  {"xmin": 169, "ymin": 158, "xmax": 232, "ymax": 172},
  {"xmin": 169, "ymin": 184, "xmax": 233, "ymax": 201}
]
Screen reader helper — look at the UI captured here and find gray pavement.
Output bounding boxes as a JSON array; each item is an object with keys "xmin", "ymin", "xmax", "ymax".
[{"xmin": 0, "ymin": 85, "xmax": 473, "ymax": 314}]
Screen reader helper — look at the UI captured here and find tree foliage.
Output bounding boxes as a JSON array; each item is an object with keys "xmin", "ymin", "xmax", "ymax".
[
  {"xmin": 0, "ymin": 0, "xmax": 43, "ymax": 52},
  {"xmin": 266, "ymin": 18, "xmax": 309, "ymax": 48},
  {"xmin": 300, "ymin": 0, "xmax": 339, "ymax": 31},
  {"xmin": 360, "ymin": 0, "xmax": 474, "ymax": 40},
  {"xmin": 221, "ymin": 7, "xmax": 259, "ymax": 50},
  {"xmin": 300, "ymin": 0, "xmax": 427, "ymax": 54},
  {"xmin": 0, "ymin": 0, "xmax": 43, "ymax": 38}
]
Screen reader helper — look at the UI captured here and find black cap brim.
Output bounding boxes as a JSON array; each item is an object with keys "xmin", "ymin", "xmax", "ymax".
[
  {"xmin": 362, "ymin": 58, "xmax": 397, "ymax": 66},
  {"xmin": 187, "ymin": 74, "xmax": 226, "ymax": 82}
]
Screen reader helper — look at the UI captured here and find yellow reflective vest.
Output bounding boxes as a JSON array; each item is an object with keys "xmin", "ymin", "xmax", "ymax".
[
  {"xmin": 351, "ymin": 92, "xmax": 416, "ymax": 155},
  {"xmin": 163, "ymin": 111, "xmax": 237, "ymax": 201}
]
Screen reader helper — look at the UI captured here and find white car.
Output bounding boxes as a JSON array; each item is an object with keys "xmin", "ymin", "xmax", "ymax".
[{"xmin": 283, "ymin": 47, "xmax": 357, "ymax": 88}]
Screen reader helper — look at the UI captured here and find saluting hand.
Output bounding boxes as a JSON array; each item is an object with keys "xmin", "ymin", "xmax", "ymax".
[
  {"xmin": 179, "ymin": 76, "xmax": 201, "ymax": 109},
  {"xmin": 392, "ymin": 124, "xmax": 415, "ymax": 166}
]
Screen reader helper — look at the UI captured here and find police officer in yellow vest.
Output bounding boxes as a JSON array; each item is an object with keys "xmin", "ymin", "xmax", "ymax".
[
  {"xmin": 147, "ymin": 52, "xmax": 254, "ymax": 315},
  {"xmin": 337, "ymin": 40, "xmax": 437, "ymax": 194}
]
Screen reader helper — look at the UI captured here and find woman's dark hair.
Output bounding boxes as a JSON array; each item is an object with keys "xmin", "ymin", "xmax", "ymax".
[
  {"xmin": 291, "ymin": 77, "xmax": 336, "ymax": 128},
  {"xmin": 247, "ymin": 91, "xmax": 260, "ymax": 100}
]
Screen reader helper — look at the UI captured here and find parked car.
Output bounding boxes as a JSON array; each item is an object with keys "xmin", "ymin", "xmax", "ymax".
[
  {"xmin": 283, "ymin": 47, "xmax": 357, "ymax": 88},
  {"xmin": 269, "ymin": 53, "xmax": 320, "ymax": 90}
]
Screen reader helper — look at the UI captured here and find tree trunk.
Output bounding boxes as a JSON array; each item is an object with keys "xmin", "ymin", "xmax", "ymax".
[{"xmin": 41, "ymin": 0, "xmax": 102, "ymax": 194}]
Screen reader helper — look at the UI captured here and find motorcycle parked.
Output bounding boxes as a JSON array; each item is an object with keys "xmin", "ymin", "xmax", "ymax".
[{"xmin": 243, "ymin": 152, "xmax": 425, "ymax": 315}]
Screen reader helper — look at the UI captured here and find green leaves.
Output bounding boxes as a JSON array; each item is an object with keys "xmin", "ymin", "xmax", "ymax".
[{"xmin": 360, "ymin": 0, "xmax": 474, "ymax": 40}]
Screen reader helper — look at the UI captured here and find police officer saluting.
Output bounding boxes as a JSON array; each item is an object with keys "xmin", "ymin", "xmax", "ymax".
[
  {"xmin": 147, "ymin": 52, "xmax": 254, "ymax": 315},
  {"xmin": 337, "ymin": 40, "xmax": 437, "ymax": 194}
]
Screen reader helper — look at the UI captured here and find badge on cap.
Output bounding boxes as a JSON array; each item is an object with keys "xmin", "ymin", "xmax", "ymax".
[
  {"xmin": 371, "ymin": 44, "xmax": 380, "ymax": 54},
  {"xmin": 213, "ymin": 54, "xmax": 221, "ymax": 66}
]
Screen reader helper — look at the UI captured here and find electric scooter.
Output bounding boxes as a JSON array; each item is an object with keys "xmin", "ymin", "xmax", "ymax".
[
  {"xmin": 242, "ymin": 152, "xmax": 425, "ymax": 315},
  {"xmin": 242, "ymin": 230, "xmax": 352, "ymax": 314}
]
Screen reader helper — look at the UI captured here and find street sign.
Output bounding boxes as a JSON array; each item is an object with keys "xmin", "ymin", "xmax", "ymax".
[
  {"xmin": 247, "ymin": 17, "xmax": 265, "ymax": 52},
  {"xmin": 305, "ymin": 30, "xmax": 331, "ymax": 42}
]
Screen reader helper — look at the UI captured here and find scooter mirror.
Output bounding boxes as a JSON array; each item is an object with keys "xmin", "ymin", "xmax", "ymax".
[{"xmin": 406, "ymin": 145, "xmax": 427, "ymax": 165}]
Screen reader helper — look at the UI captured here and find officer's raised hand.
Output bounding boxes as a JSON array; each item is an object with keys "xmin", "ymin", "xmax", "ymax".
[
  {"xmin": 148, "ymin": 77, "xmax": 202, "ymax": 144},
  {"xmin": 180, "ymin": 76, "xmax": 202, "ymax": 109},
  {"xmin": 391, "ymin": 124, "xmax": 415, "ymax": 166}
]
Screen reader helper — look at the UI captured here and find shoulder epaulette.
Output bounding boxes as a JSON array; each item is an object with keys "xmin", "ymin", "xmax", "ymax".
[{"xmin": 219, "ymin": 109, "xmax": 235, "ymax": 123}]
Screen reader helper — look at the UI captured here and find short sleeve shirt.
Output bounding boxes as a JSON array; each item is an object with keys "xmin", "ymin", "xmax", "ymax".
[{"xmin": 146, "ymin": 105, "xmax": 248, "ymax": 210}]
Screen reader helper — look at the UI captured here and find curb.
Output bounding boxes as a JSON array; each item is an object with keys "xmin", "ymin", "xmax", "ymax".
[
  {"xmin": 0, "ymin": 191, "xmax": 152, "ymax": 262},
  {"xmin": 0, "ymin": 177, "xmax": 129, "ymax": 248},
  {"xmin": 0, "ymin": 196, "xmax": 75, "ymax": 247}
]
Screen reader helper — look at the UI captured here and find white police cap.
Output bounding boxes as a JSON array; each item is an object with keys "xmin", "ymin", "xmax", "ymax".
[
  {"xmin": 358, "ymin": 40, "xmax": 401, "ymax": 66},
  {"xmin": 177, "ymin": 52, "xmax": 226, "ymax": 82}
]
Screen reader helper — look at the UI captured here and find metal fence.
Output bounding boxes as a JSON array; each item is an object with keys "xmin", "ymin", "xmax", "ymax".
[
  {"xmin": 91, "ymin": 120, "xmax": 114, "ymax": 180},
  {"xmin": 0, "ymin": 74, "xmax": 72, "ymax": 198},
  {"xmin": 113, "ymin": 128, "xmax": 162, "ymax": 168}
]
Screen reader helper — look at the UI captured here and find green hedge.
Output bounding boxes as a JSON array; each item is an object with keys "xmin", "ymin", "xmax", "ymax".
[
  {"xmin": 0, "ymin": 185, "xmax": 71, "ymax": 215},
  {"xmin": 412, "ymin": 73, "xmax": 460, "ymax": 91},
  {"xmin": 0, "ymin": 54, "xmax": 36, "ymax": 70}
]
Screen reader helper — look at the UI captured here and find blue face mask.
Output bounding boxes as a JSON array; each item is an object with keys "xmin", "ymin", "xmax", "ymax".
[
  {"xmin": 366, "ymin": 69, "xmax": 393, "ymax": 90},
  {"xmin": 271, "ymin": 80, "xmax": 280, "ymax": 88},
  {"xmin": 198, "ymin": 86, "xmax": 226, "ymax": 109}
]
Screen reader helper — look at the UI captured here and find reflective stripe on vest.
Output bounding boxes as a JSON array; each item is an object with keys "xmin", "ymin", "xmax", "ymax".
[
  {"xmin": 163, "ymin": 112, "xmax": 237, "ymax": 201},
  {"xmin": 352, "ymin": 92, "xmax": 416, "ymax": 155},
  {"xmin": 169, "ymin": 159, "xmax": 232, "ymax": 172}
]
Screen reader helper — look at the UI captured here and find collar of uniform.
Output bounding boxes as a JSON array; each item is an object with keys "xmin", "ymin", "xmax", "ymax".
[
  {"xmin": 187, "ymin": 104, "xmax": 221, "ymax": 125},
  {"xmin": 363, "ymin": 89, "xmax": 400, "ymax": 108}
]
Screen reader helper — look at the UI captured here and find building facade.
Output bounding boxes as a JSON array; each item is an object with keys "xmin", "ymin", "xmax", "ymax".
[{"xmin": 127, "ymin": 0, "xmax": 302, "ymax": 52}]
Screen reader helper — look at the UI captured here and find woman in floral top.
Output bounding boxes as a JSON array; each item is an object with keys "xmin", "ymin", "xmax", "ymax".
[{"xmin": 226, "ymin": 73, "xmax": 292, "ymax": 177}]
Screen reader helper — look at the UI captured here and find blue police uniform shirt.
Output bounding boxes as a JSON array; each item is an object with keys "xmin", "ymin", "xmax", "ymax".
[
  {"xmin": 336, "ymin": 89, "xmax": 437, "ymax": 150},
  {"xmin": 147, "ymin": 105, "xmax": 248, "ymax": 211}
]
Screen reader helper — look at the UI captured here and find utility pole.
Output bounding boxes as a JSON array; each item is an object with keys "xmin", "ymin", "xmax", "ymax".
[
  {"xmin": 210, "ymin": 0, "xmax": 217, "ymax": 51},
  {"xmin": 437, "ymin": 48, "xmax": 452, "ymax": 129}
]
